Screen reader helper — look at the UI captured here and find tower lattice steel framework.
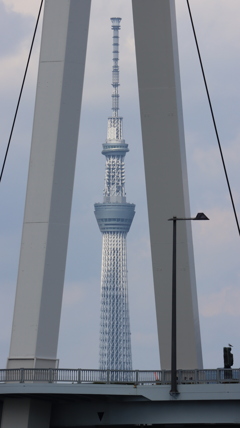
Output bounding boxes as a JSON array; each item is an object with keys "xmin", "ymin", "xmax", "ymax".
[{"xmin": 94, "ymin": 18, "xmax": 135, "ymax": 373}]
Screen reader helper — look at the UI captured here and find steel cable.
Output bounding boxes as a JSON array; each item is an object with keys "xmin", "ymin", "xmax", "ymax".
[
  {"xmin": 186, "ymin": 0, "xmax": 240, "ymax": 236},
  {"xmin": 0, "ymin": 0, "xmax": 44, "ymax": 183}
]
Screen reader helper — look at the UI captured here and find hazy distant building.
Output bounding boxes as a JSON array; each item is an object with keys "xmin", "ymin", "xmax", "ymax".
[{"xmin": 94, "ymin": 18, "xmax": 135, "ymax": 375}]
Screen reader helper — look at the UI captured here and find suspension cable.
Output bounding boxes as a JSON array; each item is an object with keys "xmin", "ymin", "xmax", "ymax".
[
  {"xmin": 0, "ymin": 0, "xmax": 44, "ymax": 183},
  {"xmin": 186, "ymin": 0, "xmax": 240, "ymax": 236}
]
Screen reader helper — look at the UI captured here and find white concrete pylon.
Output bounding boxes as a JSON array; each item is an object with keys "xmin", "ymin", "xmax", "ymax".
[
  {"xmin": 7, "ymin": 0, "xmax": 91, "ymax": 370},
  {"xmin": 132, "ymin": 0, "xmax": 203, "ymax": 370}
]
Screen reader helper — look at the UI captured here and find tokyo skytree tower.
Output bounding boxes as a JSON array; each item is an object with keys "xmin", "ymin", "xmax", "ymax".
[{"xmin": 94, "ymin": 18, "xmax": 135, "ymax": 372}]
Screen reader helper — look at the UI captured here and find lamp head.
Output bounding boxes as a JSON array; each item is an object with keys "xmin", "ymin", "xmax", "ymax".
[
  {"xmin": 194, "ymin": 212, "xmax": 209, "ymax": 220},
  {"xmin": 168, "ymin": 212, "xmax": 209, "ymax": 221}
]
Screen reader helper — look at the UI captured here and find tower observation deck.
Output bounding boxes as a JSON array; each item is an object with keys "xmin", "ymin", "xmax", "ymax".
[{"xmin": 94, "ymin": 18, "xmax": 135, "ymax": 374}]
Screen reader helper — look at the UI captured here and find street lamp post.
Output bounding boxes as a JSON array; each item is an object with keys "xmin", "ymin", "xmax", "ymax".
[{"xmin": 168, "ymin": 213, "xmax": 209, "ymax": 396}]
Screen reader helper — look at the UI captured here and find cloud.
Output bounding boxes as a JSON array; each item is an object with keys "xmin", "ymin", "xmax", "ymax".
[
  {"xmin": 134, "ymin": 331, "xmax": 157, "ymax": 348},
  {"xmin": 192, "ymin": 205, "xmax": 238, "ymax": 250},
  {"xmin": 0, "ymin": 41, "xmax": 39, "ymax": 92},
  {"xmin": 61, "ymin": 282, "xmax": 87, "ymax": 308},
  {"xmin": 1, "ymin": 0, "xmax": 40, "ymax": 17},
  {"xmin": 176, "ymin": 0, "xmax": 240, "ymax": 60},
  {"xmin": 224, "ymin": 134, "xmax": 240, "ymax": 177},
  {"xmin": 200, "ymin": 284, "xmax": 240, "ymax": 317},
  {"xmin": 192, "ymin": 205, "xmax": 239, "ymax": 290}
]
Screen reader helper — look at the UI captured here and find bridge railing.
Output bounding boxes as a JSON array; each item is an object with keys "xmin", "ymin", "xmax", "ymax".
[{"xmin": 0, "ymin": 368, "xmax": 239, "ymax": 385}]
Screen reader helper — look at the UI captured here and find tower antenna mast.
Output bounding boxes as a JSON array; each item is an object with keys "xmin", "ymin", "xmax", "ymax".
[{"xmin": 95, "ymin": 18, "xmax": 135, "ymax": 377}]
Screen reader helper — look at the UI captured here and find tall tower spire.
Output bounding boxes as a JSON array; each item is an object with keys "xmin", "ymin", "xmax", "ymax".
[{"xmin": 94, "ymin": 18, "xmax": 135, "ymax": 375}]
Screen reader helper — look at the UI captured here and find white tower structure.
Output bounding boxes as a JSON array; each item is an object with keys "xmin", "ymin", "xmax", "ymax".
[{"xmin": 95, "ymin": 18, "xmax": 135, "ymax": 373}]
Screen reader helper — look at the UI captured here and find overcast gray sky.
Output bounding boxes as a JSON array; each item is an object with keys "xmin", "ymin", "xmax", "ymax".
[{"xmin": 0, "ymin": 0, "xmax": 240, "ymax": 371}]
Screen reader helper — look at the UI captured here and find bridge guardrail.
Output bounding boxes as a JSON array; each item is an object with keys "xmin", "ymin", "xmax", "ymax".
[{"xmin": 0, "ymin": 368, "xmax": 239, "ymax": 385}]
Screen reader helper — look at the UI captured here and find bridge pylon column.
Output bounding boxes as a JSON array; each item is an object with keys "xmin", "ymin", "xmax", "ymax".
[
  {"xmin": 132, "ymin": 0, "xmax": 203, "ymax": 370},
  {"xmin": 6, "ymin": 0, "xmax": 91, "ymax": 371},
  {"xmin": 1, "ymin": 399, "xmax": 51, "ymax": 428}
]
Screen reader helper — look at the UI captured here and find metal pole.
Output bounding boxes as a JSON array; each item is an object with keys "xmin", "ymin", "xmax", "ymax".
[
  {"xmin": 168, "ymin": 212, "xmax": 208, "ymax": 395},
  {"xmin": 170, "ymin": 217, "xmax": 178, "ymax": 395}
]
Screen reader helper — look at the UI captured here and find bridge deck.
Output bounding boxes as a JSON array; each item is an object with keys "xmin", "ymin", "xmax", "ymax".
[{"xmin": 1, "ymin": 370, "xmax": 240, "ymax": 426}]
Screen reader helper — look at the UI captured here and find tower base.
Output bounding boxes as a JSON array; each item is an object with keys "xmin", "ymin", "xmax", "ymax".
[{"xmin": 7, "ymin": 357, "xmax": 59, "ymax": 370}]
